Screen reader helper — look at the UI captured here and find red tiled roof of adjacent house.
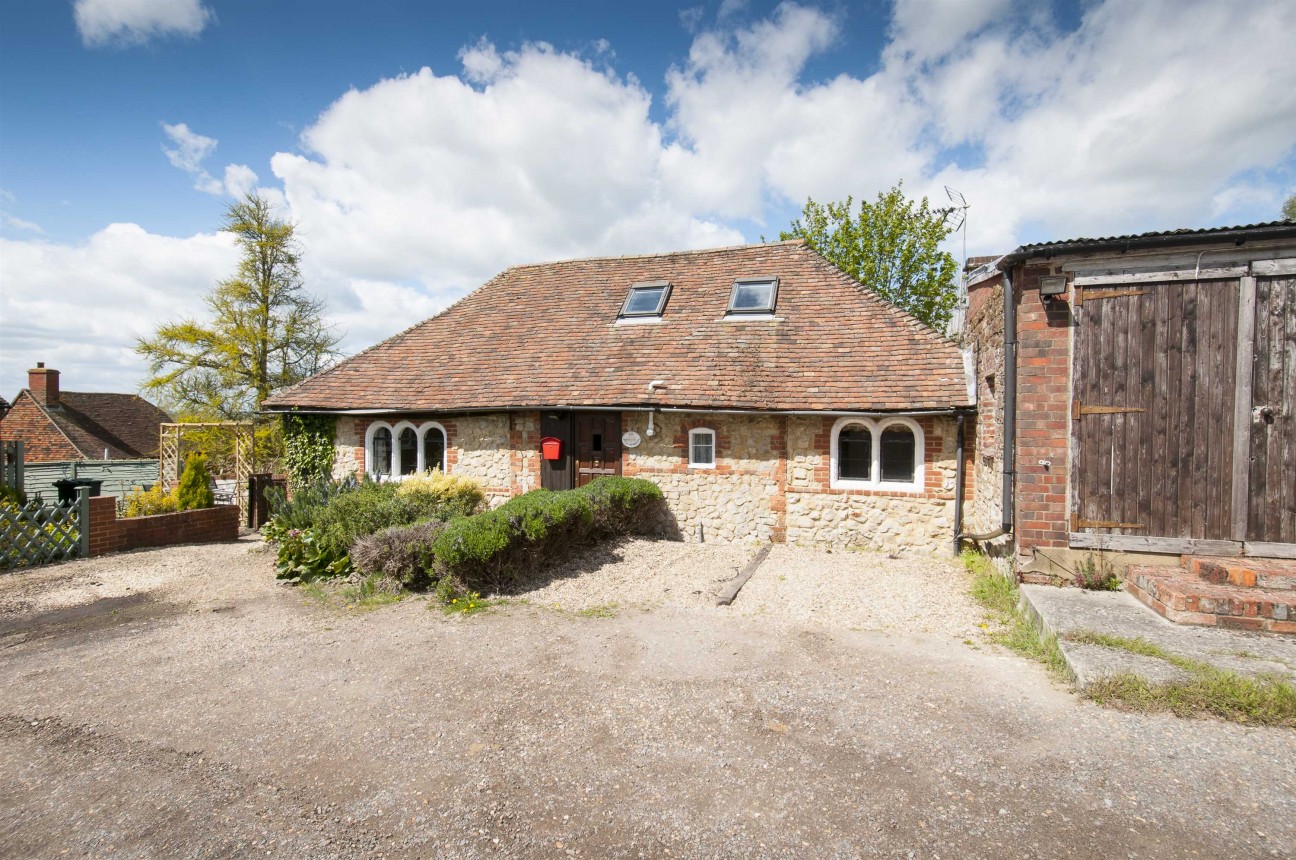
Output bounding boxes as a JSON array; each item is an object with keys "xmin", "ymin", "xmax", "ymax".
[
  {"xmin": 264, "ymin": 241, "xmax": 971, "ymax": 413},
  {"xmin": 26, "ymin": 391, "xmax": 171, "ymax": 459}
]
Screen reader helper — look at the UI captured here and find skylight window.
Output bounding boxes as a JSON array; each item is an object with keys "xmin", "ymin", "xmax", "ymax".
[
  {"xmin": 727, "ymin": 277, "xmax": 778, "ymax": 314},
  {"xmin": 620, "ymin": 281, "xmax": 672, "ymax": 317}
]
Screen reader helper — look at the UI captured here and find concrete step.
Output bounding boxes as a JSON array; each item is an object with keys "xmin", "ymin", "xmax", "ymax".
[
  {"xmin": 1187, "ymin": 556, "xmax": 1296, "ymax": 591},
  {"xmin": 1126, "ymin": 565, "xmax": 1296, "ymax": 634}
]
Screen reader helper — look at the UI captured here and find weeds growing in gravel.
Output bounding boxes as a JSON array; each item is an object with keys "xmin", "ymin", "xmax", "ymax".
[
  {"xmin": 574, "ymin": 604, "xmax": 619, "ymax": 618},
  {"xmin": 964, "ymin": 551, "xmax": 1069, "ymax": 680},
  {"xmin": 1065, "ymin": 630, "xmax": 1296, "ymax": 726}
]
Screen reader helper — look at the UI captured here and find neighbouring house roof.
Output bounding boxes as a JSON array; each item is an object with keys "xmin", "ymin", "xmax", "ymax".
[
  {"xmin": 264, "ymin": 241, "xmax": 971, "ymax": 414},
  {"xmin": 13, "ymin": 390, "xmax": 172, "ymax": 460}
]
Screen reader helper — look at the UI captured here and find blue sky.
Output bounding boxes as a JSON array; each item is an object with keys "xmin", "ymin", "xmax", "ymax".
[{"xmin": 1, "ymin": 0, "xmax": 1294, "ymax": 398}]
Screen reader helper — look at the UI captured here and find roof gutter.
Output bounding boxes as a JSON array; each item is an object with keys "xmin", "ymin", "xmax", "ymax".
[
  {"xmin": 995, "ymin": 222, "xmax": 1296, "ymax": 269},
  {"xmin": 262, "ymin": 404, "xmax": 975, "ymax": 418}
]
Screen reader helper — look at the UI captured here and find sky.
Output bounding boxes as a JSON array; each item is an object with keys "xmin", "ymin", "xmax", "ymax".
[{"xmin": 1, "ymin": 0, "xmax": 1294, "ymax": 399}]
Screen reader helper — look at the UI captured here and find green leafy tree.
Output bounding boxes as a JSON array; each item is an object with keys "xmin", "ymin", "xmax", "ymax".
[
  {"xmin": 1283, "ymin": 193, "xmax": 1296, "ymax": 221},
  {"xmin": 175, "ymin": 453, "xmax": 215, "ymax": 510},
  {"xmin": 136, "ymin": 194, "xmax": 342, "ymax": 419},
  {"xmin": 780, "ymin": 183, "xmax": 959, "ymax": 331}
]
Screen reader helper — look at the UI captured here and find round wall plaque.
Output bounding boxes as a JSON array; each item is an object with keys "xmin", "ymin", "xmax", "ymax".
[{"xmin": 621, "ymin": 430, "xmax": 642, "ymax": 449}]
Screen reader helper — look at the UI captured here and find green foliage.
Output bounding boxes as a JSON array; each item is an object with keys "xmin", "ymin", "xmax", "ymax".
[
  {"xmin": 123, "ymin": 484, "xmax": 181, "ymax": 518},
  {"xmin": 1070, "ymin": 631, "xmax": 1296, "ymax": 726},
  {"xmin": 0, "ymin": 484, "xmax": 27, "ymax": 507},
  {"xmin": 282, "ymin": 412, "xmax": 337, "ymax": 492},
  {"xmin": 263, "ymin": 472, "xmax": 485, "ymax": 585},
  {"xmin": 431, "ymin": 477, "xmax": 664, "ymax": 594},
  {"xmin": 174, "ymin": 453, "xmax": 216, "ymax": 510},
  {"xmin": 1284, "ymin": 193, "xmax": 1296, "ymax": 221},
  {"xmin": 350, "ymin": 519, "xmax": 448, "ymax": 590},
  {"xmin": 396, "ymin": 469, "xmax": 486, "ymax": 518},
  {"xmin": 135, "ymin": 193, "xmax": 342, "ymax": 419},
  {"xmin": 966, "ymin": 556, "xmax": 1069, "ymax": 679},
  {"xmin": 439, "ymin": 590, "xmax": 495, "ymax": 617},
  {"xmin": 780, "ymin": 183, "xmax": 959, "ymax": 331},
  {"xmin": 1073, "ymin": 551, "xmax": 1121, "ymax": 590},
  {"xmin": 273, "ymin": 526, "xmax": 352, "ymax": 582}
]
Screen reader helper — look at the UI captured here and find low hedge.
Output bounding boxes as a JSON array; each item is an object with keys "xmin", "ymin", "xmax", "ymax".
[
  {"xmin": 351, "ymin": 519, "xmax": 447, "ymax": 590},
  {"xmin": 432, "ymin": 476, "xmax": 664, "ymax": 594}
]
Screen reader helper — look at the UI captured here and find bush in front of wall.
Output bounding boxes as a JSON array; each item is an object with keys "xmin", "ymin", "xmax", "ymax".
[
  {"xmin": 431, "ymin": 476, "xmax": 665, "ymax": 596},
  {"xmin": 350, "ymin": 519, "xmax": 448, "ymax": 590},
  {"xmin": 395, "ymin": 470, "xmax": 486, "ymax": 519},
  {"xmin": 123, "ymin": 484, "xmax": 181, "ymax": 518},
  {"xmin": 175, "ymin": 453, "xmax": 215, "ymax": 511}
]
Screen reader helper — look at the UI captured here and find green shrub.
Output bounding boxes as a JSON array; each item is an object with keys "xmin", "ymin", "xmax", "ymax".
[
  {"xmin": 123, "ymin": 484, "xmax": 180, "ymax": 518},
  {"xmin": 174, "ymin": 453, "xmax": 215, "ymax": 510},
  {"xmin": 350, "ymin": 519, "xmax": 448, "ymax": 590},
  {"xmin": 273, "ymin": 526, "xmax": 352, "ymax": 582},
  {"xmin": 263, "ymin": 478, "xmax": 356, "ymax": 538},
  {"xmin": 396, "ymin": 470, "xmax": 485, "ymax": 518},
  {"xmin": 431, "ymin": 476, "xmax": 663, "ymax": 595}
]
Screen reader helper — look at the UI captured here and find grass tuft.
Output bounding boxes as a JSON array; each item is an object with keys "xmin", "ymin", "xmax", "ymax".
[
  {"xmin": 964, "ymin": 550, "xmax": 1069, "ymax": 680},
  {"xmin": 1065, "ymin": 630, "xmax": 1296, "ymax": 726}
]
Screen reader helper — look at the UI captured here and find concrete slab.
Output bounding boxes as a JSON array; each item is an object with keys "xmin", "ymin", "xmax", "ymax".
[{"xmin": 1020, "ymin": 584, "xmax": 1296, "ymax": 688}]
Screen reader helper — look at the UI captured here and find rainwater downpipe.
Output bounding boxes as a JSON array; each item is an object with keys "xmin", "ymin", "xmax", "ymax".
[{"xmin": 956, "ymin": 266, "xmax": 1016, "ymax": 548}]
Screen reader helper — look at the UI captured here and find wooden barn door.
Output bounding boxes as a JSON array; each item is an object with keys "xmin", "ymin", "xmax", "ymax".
[
  {"xmin": 1246, "ymin": 273, "xmax": 1296, "ymax": 549},
  {"xmin": 540, "ymin": 413, "xmax": 573, "ymax": 491},
  {"xmin": 1072, "ymin": 278, "xmax": 1240, "ymax": 545},
  {"xmin": 574, "ymin": 413, "xmax": 621, "ymax": 488}
]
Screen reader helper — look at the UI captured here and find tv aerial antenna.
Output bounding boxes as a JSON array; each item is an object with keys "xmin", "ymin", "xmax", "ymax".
[{"xmin": 945, "ymin": 186, "xmax": 970, "ymax": 335}]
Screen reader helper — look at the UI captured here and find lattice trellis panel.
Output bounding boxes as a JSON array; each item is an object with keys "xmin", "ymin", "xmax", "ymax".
[
  {"xmin": 1, "ymin": 500, "xmax": 80, "ymax": 569},
  {"xmin": 158, "ymin": 422, "xmax": 254, "ymax": 518}
]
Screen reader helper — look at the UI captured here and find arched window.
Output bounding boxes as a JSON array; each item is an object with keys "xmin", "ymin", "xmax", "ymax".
[
  {"xmin": 369, "ymin": 425, "xmax": 393, "ymax": 477},
  {"xmin": 423, "ymin": 424, "xmax": 446, "ymax": 472},
  {"xmin": 830, "ymin": 417, "xmax": 924, "ymax": 492},
  {"xmin": 688, "ymin": 427, "xmax": 715, "ymax": 468},
  {"xmin": 398, "ymin": 426, "xmax": 418, "ymax": 476},
  {"xmin": 366, "ymin": 420, "xmax": 450, "ymax": 479},
  {"xmin": 879, "ymin": 423, "xmax": 916, "ymax": 483},
  {"xmin": 836, "ymin": 423, "xmax": 871, "ymax": 481}
]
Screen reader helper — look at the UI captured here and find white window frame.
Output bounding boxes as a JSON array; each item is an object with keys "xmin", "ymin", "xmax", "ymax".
[
  {"xmin": 829, "ymin": 416, "xmax": 924, "ymax": 493},
  {"xmin": 688, "ymin": 427, "xmax": 716, "ymax": 469},
  {"xmin": 365, "ymin": 420, "xmax": 449, "ymax": 479}
]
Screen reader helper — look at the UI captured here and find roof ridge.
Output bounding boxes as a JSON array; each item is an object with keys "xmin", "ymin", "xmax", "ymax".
[{"xmin": 500, "ymin": 239, "xmax": 806, "ymax": 272}]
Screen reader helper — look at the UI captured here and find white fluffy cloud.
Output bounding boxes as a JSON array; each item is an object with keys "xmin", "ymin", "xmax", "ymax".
[
  {"xmin": 75, "ymin": 0, "xmax": 213, "ymax": 48},
  {"xmin": 7, "ymin": 0, "xmax": 1296, "ymax": 397},
  {"xmin": 0, "ymin": 226, "xmax": 236, "ymax": 393}
]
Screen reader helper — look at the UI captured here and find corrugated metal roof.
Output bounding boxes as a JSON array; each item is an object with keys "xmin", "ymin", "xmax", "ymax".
[{"xmin": 1017, "ymin": 220, "xmax": 1296, "ymax": 252}]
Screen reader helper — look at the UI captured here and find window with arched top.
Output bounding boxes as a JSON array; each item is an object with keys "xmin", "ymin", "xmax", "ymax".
[
  {"xmin": 688, "ymin": 428, "xmax": 715, "ymax": 468},
  {"xmin": 365, "ymin": 421, "xmax": 450, "ymax": 479},
  {"xmin": 829, "ymin": 416, "xmax": 924, "ymax": 492}
]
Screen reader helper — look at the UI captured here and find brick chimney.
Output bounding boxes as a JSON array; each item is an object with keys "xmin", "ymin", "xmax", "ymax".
[{"xmin": 28, "ymin": 362, "xmax": 59, "ymax": 407}]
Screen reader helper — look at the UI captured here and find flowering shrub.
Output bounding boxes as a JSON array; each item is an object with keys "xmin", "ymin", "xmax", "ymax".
[{"xmin": 123, "ymin": 484, "xmax": 180, "ymax": 518}]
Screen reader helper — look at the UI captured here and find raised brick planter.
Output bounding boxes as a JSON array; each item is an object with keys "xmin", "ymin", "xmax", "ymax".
[
  {"xmin": 1126, "ymin": 559, "xmax": 1296, "ymax": 635},
  {"xmin": 86, "ymin": 495, "xmax": 239, "ymax": 557}
]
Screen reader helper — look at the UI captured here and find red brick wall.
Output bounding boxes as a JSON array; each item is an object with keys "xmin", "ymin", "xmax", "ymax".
[
  {"xmin": 1012, "ymin": 263, "xmax": 1074, "ymax": 551},
  {"xmin": 0, "ymin": 394, "xmax": 82, "ymax": 462},
  {"xmin": 87, "ymin": 495, "xmax": 239, "ymax": 556}
]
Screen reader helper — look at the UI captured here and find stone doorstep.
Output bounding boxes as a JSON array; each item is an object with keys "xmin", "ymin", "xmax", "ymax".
[
  {"xmin": 1187, "ymin": 556, "xmax": 1296, "ymax": 592},
  {"xmin": 1127, "ymin": 566, "xmax": 1296, "ymax": 635}
]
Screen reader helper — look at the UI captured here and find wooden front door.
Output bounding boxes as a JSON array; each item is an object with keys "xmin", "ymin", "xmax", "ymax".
[
  {"xmin": 574, "ymin": 412, "xmax": 622, "ymax": 488},
  {"xmin": 540, "ymin": 412, "xmax": 573, "ymax": 491},
  {"xmin": 1071, "ymin": 266, "xmax": 1296, "ymax": 555}
]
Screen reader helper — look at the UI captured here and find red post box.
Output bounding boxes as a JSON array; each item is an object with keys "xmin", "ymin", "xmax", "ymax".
[{"xmin": 540, "ymin": 437, "xmax": 563, "ymax": 460}]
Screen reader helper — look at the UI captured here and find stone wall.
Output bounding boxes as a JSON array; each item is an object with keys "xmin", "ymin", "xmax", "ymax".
[
  {"xmin": 965, "ymin": 275, "xmax": 1008, "ymax": 542},
  {"xmin": 332, "ymin": 409, "xmax": 973, "ymax": 555}
]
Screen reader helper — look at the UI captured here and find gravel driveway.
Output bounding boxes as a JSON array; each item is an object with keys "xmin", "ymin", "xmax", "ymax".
[{"xmin": 1, "ymin": 538, "xmax": 1293, "ymax": 859}]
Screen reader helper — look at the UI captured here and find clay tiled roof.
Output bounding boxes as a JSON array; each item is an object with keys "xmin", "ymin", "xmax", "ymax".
[
  {"xmin": 40, "ymin": 392, "xmax": 171, "ymax": 459},
  {"xmin": 264, "ymin": 241, "xmax": 970, "ymax": 413}
]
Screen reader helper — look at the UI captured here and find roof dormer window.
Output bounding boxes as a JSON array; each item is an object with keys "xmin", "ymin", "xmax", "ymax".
[
  {"xmin": 620, "ymin": 281, "xmax": 672, "ymax": 318},
  {"xmin": 727, "ymin": 277, "xmax": 778, "ymax": 314}
]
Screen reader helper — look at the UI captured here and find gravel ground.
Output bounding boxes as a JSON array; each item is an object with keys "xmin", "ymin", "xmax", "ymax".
[
  {"xmin": 520, "ymin": 540, "xmax": 979, "ymax": 639},
  {"xmin": 1, "ymin": 538, "xmax": 1294, "ymax": 859}
]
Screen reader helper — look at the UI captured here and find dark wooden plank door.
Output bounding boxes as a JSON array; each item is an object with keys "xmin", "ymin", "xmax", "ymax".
[
  {"xmin": 1073, "ymin": 280, "xmax": 1238, "ymax": 540},
  {"xmin": 574, "ymin": 413, "xmax": 622, "ymax": 488},
  {"xmin": 1247, "ymin": 275, "xmax": 1296, "ymax": 544},
  {"xmin": 540, "ymin": 413, "xmax": 573, "ymax": 491}
]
